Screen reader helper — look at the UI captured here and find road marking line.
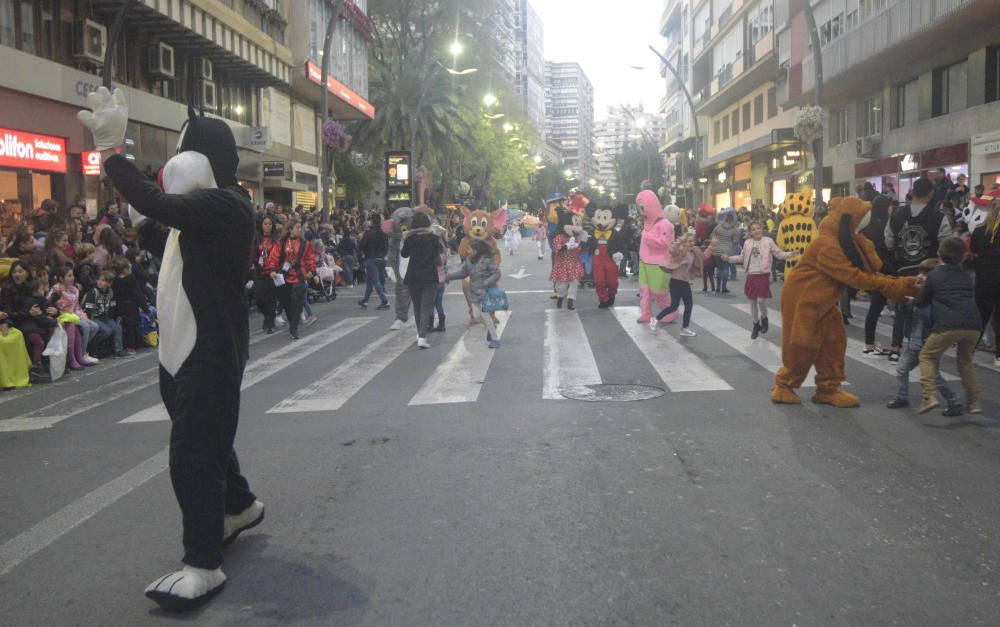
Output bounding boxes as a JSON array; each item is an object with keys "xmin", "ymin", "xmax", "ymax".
[
  {"xmin": 268, "ymin": 326, "xmax": 416, "ymax": 413},
  {"xmin": 611, "ymin": 307, "xmax": 732, "ymax": 392},
  {"xmin": 409, "ymin": 312, "xmax": 511, "ymax": 405},
  {"xmin": 119, "ymin": 317, "xmax": 376, "ymax": 423},
  {"xmin": 693, "ymin": 307, "xmax": 821, "ymax": 387},
  {"xmin": 543, "ymin": 309, "xmax": 602, "ymax": 399},
  {"xmin": 0, "ymin": 448, "xmax": 169, "ymax": 577},
  {"xmin": 731, "ymin": 304, "xmax": 958, "ymax": 382},
  {"xmin": 0, "ymin": 328, "xmax": 283, "ymax": 432}
]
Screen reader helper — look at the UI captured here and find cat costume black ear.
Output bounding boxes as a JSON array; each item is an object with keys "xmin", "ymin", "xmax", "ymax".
[{"xmin": 176, "ymin": 104, "xmax": 239, "ymax": 188}]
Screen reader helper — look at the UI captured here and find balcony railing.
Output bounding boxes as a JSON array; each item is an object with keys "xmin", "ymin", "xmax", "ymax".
[{"xmin": 802, "ymin": 0, "xmax": 975, "ymax": 93}]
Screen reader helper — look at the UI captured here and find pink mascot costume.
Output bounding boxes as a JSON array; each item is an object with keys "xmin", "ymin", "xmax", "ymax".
[{"xmin": 635, "ymin": 190, "xmax": 677, "ymax": 324}]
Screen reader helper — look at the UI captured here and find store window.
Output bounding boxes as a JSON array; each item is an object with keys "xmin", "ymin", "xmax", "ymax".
[
  {"xmin": 933, "ymin": 60, "xmax": 968, "ymax": 117},
  {"xmin": 857, "ymin": 94, "xmax": 882, "ymax": 137},
  {"xmin": 987, "ymin": 46, "xmax": 1000, "ymax": 104},
  {"xmin": 892, "ymin": 80, "xmax": 918, "ymax": 128}
]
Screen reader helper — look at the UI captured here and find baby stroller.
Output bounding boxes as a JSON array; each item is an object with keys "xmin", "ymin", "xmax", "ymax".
[{"xmin": 308, "ymin": 243, "xmax": 339, "ymax": 302}]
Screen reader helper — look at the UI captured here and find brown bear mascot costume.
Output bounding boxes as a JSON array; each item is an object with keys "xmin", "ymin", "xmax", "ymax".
[{"xmin": 772, "ymin": 196, "xmax": 921, "ymax": 407}]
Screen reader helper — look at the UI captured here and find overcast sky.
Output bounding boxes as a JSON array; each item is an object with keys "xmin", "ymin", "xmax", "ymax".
[{"xmin": 531, "ymin": 0, "xmax": 664, "ymax": 120}]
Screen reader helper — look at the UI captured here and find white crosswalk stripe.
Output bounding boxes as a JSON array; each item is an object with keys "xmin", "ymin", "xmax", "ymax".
[
  {"xmin": 611, "ymin": 307, "xmax": 732, "ymax": 392},
  {"xmin": 543, "ymin": 309, "xmax": 602, "ymax": 399},
  {"xmin": 409, "ymin": 312, "xmax": 511, "ymax": 405},
  {"xmin": 693, "ymin": 307, "xmax": 820, "ymax": 387},
  {"xmin": 268, "ymin": 324, "xmax": 415, "ymax": 413},
  {"xmin": 119, "ymin": 317, "xmax": 376, "ymax": 423},
  {"xmin": 731, "ymin": 304, "xmax": 959, "ymax": 382}
]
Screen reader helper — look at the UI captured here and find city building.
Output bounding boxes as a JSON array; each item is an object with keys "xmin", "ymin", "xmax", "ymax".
[
  {"xmin": 544, "ymin": 61, "xmax": 596, "ymax": 181},
  {"xmin": 0, "ymin": 0, "xmax": 371, "ymax": 224},
  {"xmin": 681, "ymin": 0, "xmax": 806, "ymax": 211},
  {"xmin": 594, "ymin": 105, "xmax": 668, "ymax": 197},
  {"xmin": 491, "ymin": 0, "xmax": 520, "ymax": 90},
  {"xmin": 513, "ymin": 0, "xmax": 546, "ymax": 135},
  {"xmin": 658, "ymin": 0, "xmax": 701, "ymax": 208},
  {"xmin": 777, "ymin": 0, "xmax": 1000, "ymax": 198}
]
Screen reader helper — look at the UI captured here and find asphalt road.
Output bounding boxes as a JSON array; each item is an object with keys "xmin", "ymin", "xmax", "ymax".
[{"xmin": 2, "ymin": 251, "xmax": 1000, "ymax": 626}]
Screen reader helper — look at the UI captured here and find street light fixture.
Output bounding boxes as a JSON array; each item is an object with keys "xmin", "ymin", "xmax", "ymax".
[
  {"xmin": 588, "ymin": 178, "xmax": 597, "ymax": 186},
  {"xmin": 533, "ymin": 154, "xmax": 542, "ymax": 164},
  {"xmin": 449, "ymin": 40, "xmax": 463, "ymax": 57},
  {"xmin": 483, "ymin": 93, "xmax": 498, "ymax": 107},
  {"xmin": 502, "ymin": 122, "xmax": 514, "ymax": 133},
  {"xmin": 564, "ymin": 168, "xmax": 574, "ymax": 179}
]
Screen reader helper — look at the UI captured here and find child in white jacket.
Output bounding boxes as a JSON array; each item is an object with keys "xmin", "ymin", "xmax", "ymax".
[{"xmin": 722, "ymin": 221, "xmax": 799, "ymax": 339}]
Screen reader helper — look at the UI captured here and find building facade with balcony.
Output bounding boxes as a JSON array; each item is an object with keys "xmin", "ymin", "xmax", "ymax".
[
  {"xmin": 687, "ymin": 0, "xmax": 807, "ymax": 211},
  {"xmin": 544, "ymin": 61, "xmax": 595, "ymax": 181},
  {"xmin": 659, "ymin": 0, "xmax": 702, "ymax": 207},
  {"xmin": 0, "ymin": 0, "xmax": 371, "ymax": 220},
  {"xmin": 594, "ymin": 105, "xmax": 668, "ymax": 198},
  {"xmin": 778, "ymin": 0, "xmax": 1000, "ymax": 198}
]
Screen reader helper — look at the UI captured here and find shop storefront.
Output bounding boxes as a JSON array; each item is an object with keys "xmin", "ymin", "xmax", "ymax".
[
  {"xmin": 971, "ymin": 131, "xmax": 1000, "ymax": 190},
  {"xmin": 765, "ymin": 148, "xmax": 804, "ymax": 208},
  {"xmin": 855, "ymin": 142, "xmax": 969, "ymax": 198},
  {"xmin": 0, "ymin": 126, "xmax": 67, "ymax": 236}
]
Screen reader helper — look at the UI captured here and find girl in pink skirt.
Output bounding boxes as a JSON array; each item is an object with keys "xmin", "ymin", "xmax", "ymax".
[{"xmin": 722, "ymin": 221, "xmax": 799, "ymax": 339}]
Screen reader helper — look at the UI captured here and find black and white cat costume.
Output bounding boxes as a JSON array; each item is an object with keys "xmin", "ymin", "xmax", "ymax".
[{"xmin": 83, "ymin": 96, "xmax": 264, "ymax": 612}]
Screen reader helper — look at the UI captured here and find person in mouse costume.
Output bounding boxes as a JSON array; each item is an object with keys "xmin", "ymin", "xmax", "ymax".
[
  {"xmin": 457, "ymin": 206, "xmax": 505, "ymax": 324},
  {"xmin": 79, "ymin": 88, "xmax": 263, "ymax": 612},
  {"xmin": 635, "ymin": 190, "xmax": 678, "ymax": 323},
  {"xmin": 587, "ymin": 205, "xmax": 626, "ymax": 307},
  {"xmin": 549, "ymin": 206, "xmax": 586, "ymax": 309},
  {"xmin": 772, "ymin": 196, "xmax": 921, "ymax": 407}
]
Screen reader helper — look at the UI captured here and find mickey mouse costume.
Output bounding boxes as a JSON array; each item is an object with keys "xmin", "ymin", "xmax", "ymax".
[{"xmin": 79, "ymin": 88, "xmax": 263, "ymax": 612}]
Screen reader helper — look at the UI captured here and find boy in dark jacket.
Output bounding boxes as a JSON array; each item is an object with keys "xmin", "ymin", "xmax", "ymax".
[
  {"xmin": 111, "ymin": 255, "xmax": 147, "ymax": 354},
  {"xmin": 914, "ymin": 237, "xmax": 982, "ymax": 416},
  {"xmin": 81, "ymin": 270, "xmax": 125, "ymax": 356},
  {"xmin": 886, "ymin": 258, "xmax": 961, "ymax": 415}
]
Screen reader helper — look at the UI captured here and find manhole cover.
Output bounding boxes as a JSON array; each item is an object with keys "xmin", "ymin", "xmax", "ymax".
[{"xmin": 558, "ymin": 383, "xmax": 666, "ymax": 402}]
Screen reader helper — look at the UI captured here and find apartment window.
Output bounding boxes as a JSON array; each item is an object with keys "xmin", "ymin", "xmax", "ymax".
[
  {"xmin": 860, "ymin": 0, "xmax": 887, "ymax": 19},
  {"xmin": 857, "ymin": 95, "xmax": 882, "ymax": 137},
  {"xmin": 987, "ymin": 46, "xmax": 1000, "ymax": 104},
  {"xmin": 747, "ymin": 1, "xmax": 772, "ymax": 48},
  {"xmin": 829, "ymin": 109, "xmax": 847, "ymax": 147},
  {"xmin": 742, "ymin": 102, "xmax": 751, "ymax": 131},
  {"xmin": 714, "ymin": 120, "xmax": 721, "ymax": 144},
  {"xmin": 892, "ymin": 80, "xmax": 918, "ymax": 128},
  {"xmin": 722, "ymin": 117, "xmax": 729, "ymax": 141},
  {"xmin": 767, "ymin": 86, "xmax": 777, "ymax": 118},
  {"xmin": 933, "ymin": 61, "xmax": 967, "ymax": 116},
  {"xmin": 754, "ymin": 93, "xmax": 764, "ymax": 124},
  {"xmin": 694, "ymin": 4, "xmax": 710, "ymax": 44},
  {"xmin": 731, "ymin": 109, "xmax": 739, "ymax": 136}
]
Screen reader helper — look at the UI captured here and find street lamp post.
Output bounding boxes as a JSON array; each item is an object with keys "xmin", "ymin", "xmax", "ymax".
[
  {"xmin": 647, "ymin": 45, "xmax": 702, "ymax": 206},
  {"xmin": 319, "ymin": 0, "xmax": 345, "ymax": 224}
]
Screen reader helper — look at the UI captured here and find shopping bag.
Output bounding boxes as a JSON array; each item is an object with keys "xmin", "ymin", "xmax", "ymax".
[
  {"xmin": 42, "ymin": 323, "xmax": 68, "ymax": 381},
  {"xmin": 481, "ymin": 287, "xmax": 508, "ymax": 313},
  {"xmin": 138, "ymin": 312, "xmax": 158, "ymax": 347}
]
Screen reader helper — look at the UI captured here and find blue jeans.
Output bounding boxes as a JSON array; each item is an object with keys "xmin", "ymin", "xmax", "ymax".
[
  {"xmin": 300, "ymin": 284, "xmax": 313, "ymax": 318},
  {"xmin": 362, "ymin": 258, "xmax": 388, "ymax": 304},
  {"xmin": 895, "ymin": 341, "xmax": 957, "ymax": 405},
  {"xmin": 94, "ymin": 318, "xmax": 123, "ymax": 353},
  {"xmin": 580, "ymin": 252, "xmax": 593, "ymax": 276},
  {"xmin": 434, "ymin": 283, "xmax": 445, "ymax": 319},
  {"xmin": 340, "ymin": 255, "xmax": 356, "ymax": 285}
]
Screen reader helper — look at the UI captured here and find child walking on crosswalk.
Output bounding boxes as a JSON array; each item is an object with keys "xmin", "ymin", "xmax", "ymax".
[
  {"xmin": 447, "ymin": 238, "xmax": 503, "ymax": 348},
  {"xmin": 722, "ymin": 220, "xmax": 799, "ymax": 339},
  {"xmin": 650, "ymin": 228, "xmax": 716, "ymax": 336}
]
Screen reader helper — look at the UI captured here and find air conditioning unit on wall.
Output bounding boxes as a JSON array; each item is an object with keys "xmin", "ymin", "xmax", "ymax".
[
  {"xmin": 856, "ymin": 135, "xmax": 881, "ymax": 158},
  {"xmin": 147, "ymin": 42, "xmax": 175, "ymax": 80},
  {"xmin": 198, "ymin": 58, "xmax": 214, "ymax": 82},
  {"xmin": 198, "ymin": 80, "xmax": 217, "ymax": 111},
  {"xmin": 72, "ymin": 19, "xmax": 107, "ymax": 65}
]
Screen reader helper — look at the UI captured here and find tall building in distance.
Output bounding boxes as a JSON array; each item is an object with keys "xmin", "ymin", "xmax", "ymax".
[
  {"xmin": 514, "ymin": 0, "xmax": 546, "ymax": 134},
  {"xmin": 491, "ymin": 0, "xmax": 519, "ymax": 89},
  {"xmin": 594, "ymin": 105, "xmax": 668, "ymax": 198},
  {"xmin": 545, "ymin": 61, "xmax": 595, "ymax": 181}
]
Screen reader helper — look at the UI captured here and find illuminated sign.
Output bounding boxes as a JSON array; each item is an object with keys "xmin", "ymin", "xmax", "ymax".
[
  {"xmin": 305, "ymin": 61, "xmax": 375, "ymax": 119},
  {"xmin": 386, "ymin": 151, "xmax": 411, "ymax": 188},
  {"xmin": 82, "ymin": 150, "xmax": 102, "ymax": 176},
  {"xmin": 0, "ymin": 128, "xmax": 67, "ymax": 173},
  {"xmin": 900, "ymin": 153, "xmax": 918, "ymax": 171}
]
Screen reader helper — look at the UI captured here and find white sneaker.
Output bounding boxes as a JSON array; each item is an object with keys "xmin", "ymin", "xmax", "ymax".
[
  {"xmin": 680, "ymin": 328, "xmax": 697, "ymax": 337},
  {"xmin": 223, "ymin": 499, "xmax": 265, "ymax": 546},
  {"xmin": 305, "ymin": 315, "xmax": 318, "ymax": 327},
  {"xmin": 994, "ymin": 356, "xmax": 1000, "ymax": 368},
  {"xmin": 648, "ymin": 318, "xmax": 658, "ymax": 332},
  {"xmin": 417, "ymin": 337, "xmax": 430, "ymax": 349},
  {"xmin": 275, "ymin": 314, "xmax": 287, "ymax": 327},
  {"xmin": 390, "ymin": 319, "xmax": 406, "ymax": 331},
  {"xmin": 83, "ymin": 354, "xmax": 100, "ymax": 365},
  {"xmin": 145, "ymin": 566, "xmax": 226, "ymax": 612}
]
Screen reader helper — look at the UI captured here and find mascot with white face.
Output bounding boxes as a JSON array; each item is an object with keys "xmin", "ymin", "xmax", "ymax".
[
  {"xmin": 586, "ymin": 206, "xmax": 626, "ymax": 307},
  {"xmin": 79, "ymin": 88, "xmax": 263, "ymax": 612}
]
